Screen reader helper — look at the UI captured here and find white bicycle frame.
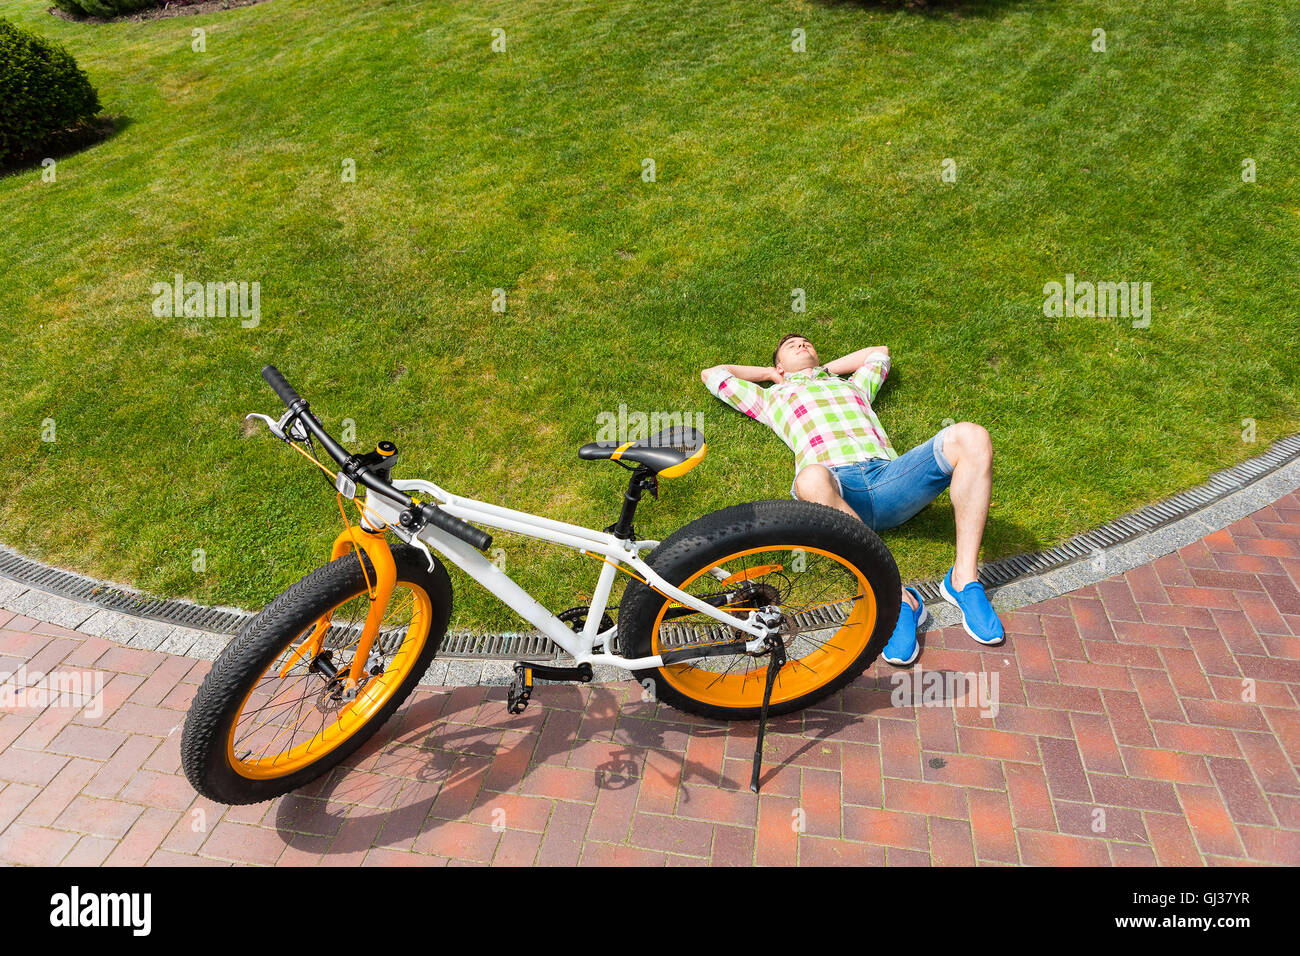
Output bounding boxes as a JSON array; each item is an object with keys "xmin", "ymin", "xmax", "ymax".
[{"xmin": 356, "ymin": 477, "xmax": 774, "ymax": 671}]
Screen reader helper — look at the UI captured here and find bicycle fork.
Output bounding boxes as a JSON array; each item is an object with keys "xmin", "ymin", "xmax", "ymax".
[{"xmin": 279, "ymin": 527, "xmax": 396, "ymax": 697}]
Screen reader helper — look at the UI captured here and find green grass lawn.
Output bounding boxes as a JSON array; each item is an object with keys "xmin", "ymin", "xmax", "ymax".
[{"xmin": 1, "ymin": 0, "xmax": 1297, "ymax": 631}]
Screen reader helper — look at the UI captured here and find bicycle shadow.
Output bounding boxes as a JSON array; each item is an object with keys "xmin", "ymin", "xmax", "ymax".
[
  {"xmin": 270, "ymin": 684, "xmax": 629, "ymax": 850},
  {"xmin": 270, "ymin": 667, "xmax": 967, "ymax": 853}
]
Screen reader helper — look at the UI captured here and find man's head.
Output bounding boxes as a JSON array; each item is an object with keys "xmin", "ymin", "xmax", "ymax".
[{"xmin": 773, "ymin": 333, "xmax": 819, "ymax": 375}]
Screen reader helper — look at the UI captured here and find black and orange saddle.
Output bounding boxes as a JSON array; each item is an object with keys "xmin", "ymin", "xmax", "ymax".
[{"xmin": 578, "ymin": 426, "xmax": 706, "ymax": 478}]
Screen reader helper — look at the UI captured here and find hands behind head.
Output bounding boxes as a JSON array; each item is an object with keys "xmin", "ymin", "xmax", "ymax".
[{"xmin": 768, "ymin": 367, "xmax": 785, "ymax": 385}]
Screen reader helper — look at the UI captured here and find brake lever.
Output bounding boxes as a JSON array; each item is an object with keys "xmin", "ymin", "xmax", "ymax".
[
  {"xmin": 245, "ymin": 410, "xmax": 309, "ymax": 442},
  {"xmin": 247, "ymin": 405, "xmax": 433, "ymax": 569},
  {"xmin": 402, "ymin": 529, "xmax": 437, "ymax": 572}
]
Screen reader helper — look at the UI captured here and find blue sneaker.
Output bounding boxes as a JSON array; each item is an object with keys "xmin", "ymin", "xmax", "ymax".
[
  {"xmin": 940, "ymin": 568, "xmax": 1005, "ymax": 645},
  {"xmin": 882, "ymin": 587, "xmax": 929, "ymax": 666}
]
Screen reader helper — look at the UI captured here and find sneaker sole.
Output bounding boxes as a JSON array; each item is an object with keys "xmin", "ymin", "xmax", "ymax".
[{"xmin": 940, "ymin": 578, "xmax": 1005, "ymax": 646}]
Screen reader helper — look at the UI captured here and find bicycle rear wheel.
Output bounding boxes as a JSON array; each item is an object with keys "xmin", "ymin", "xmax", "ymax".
[
  {"xmin": 617, "ymin": 500, "xmax": 900, "ymax": 720},
  {"xmin": 181, "ymin": 543, "xmax": 452, "ymax": 804}
]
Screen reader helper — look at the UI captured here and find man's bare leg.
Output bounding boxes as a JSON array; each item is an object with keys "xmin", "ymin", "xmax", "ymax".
[
  {"xmin": 793, "ymin": 465, "xmax": 919, "ymax": 612},
  {"xmin": 941, "ymin": 422, "xmax": 993, "ymax": 589},
  {"xmin": 795, "ymin": 423, "xmax": 994, "ymax": 607}
]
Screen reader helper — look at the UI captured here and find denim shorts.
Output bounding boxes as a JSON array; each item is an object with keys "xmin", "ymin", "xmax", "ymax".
[{"xmin": 791, "ymin": 426, "xmax": 955, "ymax": 532}]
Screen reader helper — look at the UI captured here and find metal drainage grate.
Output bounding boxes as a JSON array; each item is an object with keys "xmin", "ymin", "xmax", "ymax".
[
  {"xmin": 439, "ymin": 631, "xmax": 558, "ymax": 661},
  {"xmin": 660, "ymin": 599, "xmax": 853, "ymax": 648},
  {"xmin": 910, "ymin": 433, "xmax": 1300, "ymax": 604},
  {"xmin": 0, "ymin": 548, "xmax": 255, "ymax": 636},
  {"xmin": 315, "ymin": 624, "xmax": 558, "ymax": 662},
  {"xmin": 1, "ymin": 434, "xmax": 1296, "ymax": 659}
]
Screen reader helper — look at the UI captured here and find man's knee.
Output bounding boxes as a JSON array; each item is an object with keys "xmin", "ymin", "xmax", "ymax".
[
  {"xmin": 946, "ymin": 421, "xmax": 992, "ymax": 467},
  {"xmin": 794, "ymin": 465, "xmax": 836, "ymax": 502}
]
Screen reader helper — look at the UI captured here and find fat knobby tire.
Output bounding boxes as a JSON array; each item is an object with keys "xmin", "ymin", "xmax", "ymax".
[
  {"xmin": 181, "ymin": 544, "xmax": 452, "ymax": 804},
  {"xmin": 617, "ymin": 499, "xmax": 901, "ymax": 720}
]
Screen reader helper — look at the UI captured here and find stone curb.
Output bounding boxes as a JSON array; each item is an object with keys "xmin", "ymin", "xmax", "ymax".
[{"xmin": 2, "ymin": 458, "xmax": 1297, "ymax": 688}]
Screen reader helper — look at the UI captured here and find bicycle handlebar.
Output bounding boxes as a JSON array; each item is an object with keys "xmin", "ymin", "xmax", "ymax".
[
  {"xmin": 420, "ymin": 501, "xmax": 494, "ymax": 552},
  {"xmin": 259, "ymin": 365, "xmax": 494, "ymax": 553},
  {"xmin": 261, "ymin": 364, "xmax": 303, "ymax": 409}
]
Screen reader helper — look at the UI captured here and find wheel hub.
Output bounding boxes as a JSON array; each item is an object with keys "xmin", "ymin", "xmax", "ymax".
[{"xmin": 745, "ymin": 605, "xmax": 787, "ymax": 655}]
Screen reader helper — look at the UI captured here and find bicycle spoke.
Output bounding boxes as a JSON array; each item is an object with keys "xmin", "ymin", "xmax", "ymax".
[
  {"xmin": 652, "ymin": 544, "xmax": 876, "ymax": 709},
  {"xmin": 228, "ymin": 581, "xmax": 430, "ymax": 777}
]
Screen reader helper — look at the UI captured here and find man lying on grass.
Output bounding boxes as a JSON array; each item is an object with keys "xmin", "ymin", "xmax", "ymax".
[{"xmin": 701, "ymin": 333, "xmax": 1004, "ymax": 666}]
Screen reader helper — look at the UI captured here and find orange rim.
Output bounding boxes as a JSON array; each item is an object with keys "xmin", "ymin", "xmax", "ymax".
[
  {"xmin": 650, "ymin": 545, "xmax": 876, "ymax": 709},
  {"xmin": 226, "ymin": 582, "xmax": 432, "ymax": 779}
]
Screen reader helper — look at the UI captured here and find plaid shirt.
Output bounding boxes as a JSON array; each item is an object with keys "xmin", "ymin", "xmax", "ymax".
[{"xmin": 704, "ymin": 357, "xmax": 896, "ymax": 473}]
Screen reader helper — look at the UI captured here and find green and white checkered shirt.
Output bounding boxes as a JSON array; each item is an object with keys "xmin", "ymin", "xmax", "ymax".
[{"xmin": 704, "ymin": 358, "xmax": 897, "ymax": 473}]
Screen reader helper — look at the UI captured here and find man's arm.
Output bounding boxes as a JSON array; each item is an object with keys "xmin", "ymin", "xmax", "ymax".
[
  {"xmin": 835, "ymin": 346, "xmax": 892, "ymax": 402},
  {"xmin": 700, "ymin": 365, "xmax": 774, "ymax": 424},
  {"xmin": 823, "ymin": 346, "xmax": 889, "ymax": 377},
  {"xmin": 700, "ymin": 364, "xmax": 783, "ymax": 386}
]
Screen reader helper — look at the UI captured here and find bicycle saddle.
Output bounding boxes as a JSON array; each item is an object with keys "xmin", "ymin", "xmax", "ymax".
[{"xmin": 578, "ymin": 425, "xmax": 707, "ymax": 479}]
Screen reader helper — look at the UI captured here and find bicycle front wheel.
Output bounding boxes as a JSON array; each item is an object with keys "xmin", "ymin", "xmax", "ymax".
[
  {"xmin": 617, "ymin": 500, "xmax": 901, "ymax": 720},
  {"xmin": 181, "ymin": 543, "xmax": 452, "ymax": 804}
]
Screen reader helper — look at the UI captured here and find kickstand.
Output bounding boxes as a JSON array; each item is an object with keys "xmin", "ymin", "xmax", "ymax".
[{"xmin": 749, "ymin": 636, "xmax": 787, "ymax": 793}]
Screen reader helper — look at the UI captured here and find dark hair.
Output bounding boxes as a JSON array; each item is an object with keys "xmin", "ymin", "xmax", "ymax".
[{"xmin": 773, "ymin": 333, "xmax": 810, "ymax": 368}]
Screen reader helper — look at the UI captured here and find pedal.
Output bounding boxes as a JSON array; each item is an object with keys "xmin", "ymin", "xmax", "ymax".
[
  {"xmin": 507, "ymin": 661, "xmax": 594, "ymax": 716},
  {"xmin": 508, "ymin": 663, "xmax": 534, "ymax": 715}
]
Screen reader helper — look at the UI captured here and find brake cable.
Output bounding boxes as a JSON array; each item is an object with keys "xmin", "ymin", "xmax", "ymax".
[{"xmin": 274, "ymin": 423, "xmax": 401, "ymax": 603}]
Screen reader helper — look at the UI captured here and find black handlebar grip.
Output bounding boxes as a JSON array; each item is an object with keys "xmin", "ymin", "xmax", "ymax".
[
  {"xmin": 424, "ymin": 504, "xmax": 494, "ymax": 553},
  {"xmin": 261, "ymin": 365, "xmax": 303, "ymax": 408}
]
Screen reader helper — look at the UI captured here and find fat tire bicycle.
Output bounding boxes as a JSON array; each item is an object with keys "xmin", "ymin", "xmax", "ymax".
[{"xmin": 181, "ymin": 366, "xmax": 902, "ymax": 804}]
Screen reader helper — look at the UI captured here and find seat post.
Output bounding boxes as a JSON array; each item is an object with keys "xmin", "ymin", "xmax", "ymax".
[{"xmin": 610, "ymin": 467, "xmax": 655, "ymax": 539}]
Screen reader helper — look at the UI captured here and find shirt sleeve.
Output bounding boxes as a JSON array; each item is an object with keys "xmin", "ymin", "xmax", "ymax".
[
  {"xmin": 703, "ymin": 368, "xmax": 770, "ymax": 425},
  {"xmin": 849, "ymin": 354, "xmax": 890, "ymax": 402}
]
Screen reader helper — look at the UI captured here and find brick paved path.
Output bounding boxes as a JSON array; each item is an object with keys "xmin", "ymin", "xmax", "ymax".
[{"xmin": 1, "ymin": 493, "xmax": 1298, "ymax": 866}]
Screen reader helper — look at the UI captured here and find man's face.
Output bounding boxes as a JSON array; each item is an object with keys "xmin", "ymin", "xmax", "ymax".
[{"xmin": 776, "ymin": 336, "xmax": 818, "ymax": 374}]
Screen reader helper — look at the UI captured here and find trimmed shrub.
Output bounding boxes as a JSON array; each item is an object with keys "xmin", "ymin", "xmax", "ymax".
[
  {"xmin": 53, "ymin": 0, "xmax": 164, "ymax": 16},
  {"xmin": 0, "ymin": 18, "xmax": 102, "ymax": 166}
]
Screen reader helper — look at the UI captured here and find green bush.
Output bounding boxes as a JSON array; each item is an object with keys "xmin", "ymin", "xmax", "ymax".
[
  {"xmin": 0, "ymin": 18, "xmax": 102, "ymax": 166},
  {"xmin": 53, "ymin": 0, "xmax": 164, "ymax": 16}
]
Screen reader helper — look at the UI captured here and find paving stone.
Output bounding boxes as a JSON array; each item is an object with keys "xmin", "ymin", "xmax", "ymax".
[{"xmin": 1, "ymin": 485, "xmax": 1298, "ymax": 865}]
